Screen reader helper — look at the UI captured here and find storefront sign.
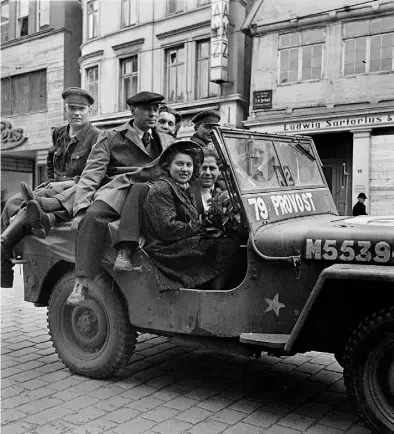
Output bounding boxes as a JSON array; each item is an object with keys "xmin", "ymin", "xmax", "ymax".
[
  {"xmin": 253, "ymin": 90, "xmax": 272, "ymax": 110},
  {"xmin": 211, "ymin": 0, "xmax": 229, "ymax": 83},
  {"xmin": 1, "ymin": 120, "xmax": 28, "ymax": 151},
  {"xmin": 283, "ymin": 113, "xmax": 394, "ymax": 132}
]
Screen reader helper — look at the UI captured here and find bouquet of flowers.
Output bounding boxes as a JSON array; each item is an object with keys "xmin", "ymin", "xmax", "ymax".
[{"xmin": 203, "ymin": 190, "xmax": 241, "ymax": 236}]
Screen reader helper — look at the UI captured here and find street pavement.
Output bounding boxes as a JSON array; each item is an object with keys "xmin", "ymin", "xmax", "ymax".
[{"xmin": 1, "ymin": 269, "xmax": 372, "ymax": 434}]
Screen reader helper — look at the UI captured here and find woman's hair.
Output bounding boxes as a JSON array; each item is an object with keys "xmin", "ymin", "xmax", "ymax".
[
  {"xmin": 159, "ymin": 105, "xmax": 182, "ymax": 137},
  {"xmin": 160, "ymin": 147, "xmax": 202, "ymax": 180},
  {"xmin": 202, "ymin": 146, "xmax": 220, "ymax": 163}
]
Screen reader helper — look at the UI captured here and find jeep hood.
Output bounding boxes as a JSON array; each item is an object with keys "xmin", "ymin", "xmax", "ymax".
[{"xmin": 254, "ymin": 215, "xmax": 394, "ymax": 265}]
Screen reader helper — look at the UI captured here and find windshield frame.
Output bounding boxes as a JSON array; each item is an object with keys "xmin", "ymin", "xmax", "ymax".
[{"xmin": 211, "ymin": 127, "xmax": 327, "ymax": 195}]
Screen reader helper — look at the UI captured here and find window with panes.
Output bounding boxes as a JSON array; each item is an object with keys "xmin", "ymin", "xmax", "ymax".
[
  {"xmin": 121, "ymin": 56, "xmax": 138, "ymax": 110},
  {"xmin": 165, "ymin": 46, "xmax": 185, "ymax": 103},
  {"xmin": 1, "ymin": 70, "xmax": 47, "ymax": 116},
  {"xmin": 121, "ymin": 0, "xmax": 137, "ymax": 27},
  {"xmin": 17, "ymin": 0, "xmax": 29, "ymax": 37},
  {"xmin": 196, "ymin": 40, "xmax": 220, "ymax": 99},
  {"xmin": 167, "ymin": 0, "xmax": 184, "ymax": 15},
  {"xmin": 87, "ymin": 0, "xmax": 98, "ymax": 39},
  {"xmin": 343, "ymin": 17, "xmax": 394, "ymax": 75},
  {"xmin": 1, "ymin": 0, "xmax": 9, "ymax": 43},
  {"xmin": 279, "ymin": 28, "xmax": 324, "ymax": 84},
  {"xmin": 86, "ymin": 66, "xmax": 99, "ymax": 115},
  {"xmin": 37, "ymin": 0, "xmax": 50, "ymax": 30}
]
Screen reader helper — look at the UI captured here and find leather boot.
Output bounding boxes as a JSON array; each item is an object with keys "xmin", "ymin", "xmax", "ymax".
[
  {"xmin": 0, "ymin": 209, "xmax": 31, "ymax": 288},
  {"xmin": 26, "ymin": 200, "xmax": 53, "ymax": 239}
]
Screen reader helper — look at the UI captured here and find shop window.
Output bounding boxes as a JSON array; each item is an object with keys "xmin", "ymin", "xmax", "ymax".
[
  {"xmin": 86, "ymin": 66, "xmax": 99, "ymax": 115},
  {"xmin": 120, "ymin": 56, "xmax": 138, "ymax": 110},
  {"xmin": 167, "ymin": 0, "xmax": 184, "ymax": 15},
  {"xmin": 1, "ymin": 0, "xmax": 9, "ymax": 43},
  {"xmin": 37, "ymin": 0, "xmax": 50, "ymax": 30},
  {"xmin": 165, "ymin": 46, "xmax": 185, "ymax": 103},
  {"xmin": 343, "ymin": 17, "xmax": 394, "ymax": 75},
  {"xmin": 196, "ymin": 39, "xmax": 220, "ymax": 99},
  {"xmin": 121, "ymin": 0, "xmax": 137, "ymax": 28},
  {"xmin": 17, "ymin": 0, "xmax": 29, "ymax": 37},
  {"xmin": 87, "ymin": 0, "xmax": 98, "ymax": 40},
  {"xmin": 279, "ymin": 28, "xmax": 324, "ymax": 84},
  {"xmin": 1, "ymin": 70, "xmax": 47, "ymax": 116}
]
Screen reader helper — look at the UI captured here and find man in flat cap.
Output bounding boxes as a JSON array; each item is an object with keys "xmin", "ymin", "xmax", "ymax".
[
  {"xmin": 1, "ymin": 87, "xmax": 99, "ymax": 288},
  {"xmin": 68, "ymin": 91, "xmax": 174, "ymax": 305},
  {"xmin": 190, "ymin": 110, "xmax": 221, "ymax": 147}
]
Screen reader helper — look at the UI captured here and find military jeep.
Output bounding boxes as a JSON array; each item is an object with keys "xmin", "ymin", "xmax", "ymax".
[{"xmin": 19, "ymin": 127, "xmax": 393, "ymax": 433}]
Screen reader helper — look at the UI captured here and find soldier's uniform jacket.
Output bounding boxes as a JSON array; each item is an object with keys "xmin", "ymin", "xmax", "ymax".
[
  {"xmin": 46, "ymin": 123, "xmax": 100, "ymax": 182},
  {"xmin": 73, "ymin": 121, "xmax": 174, "ymax": 216}
]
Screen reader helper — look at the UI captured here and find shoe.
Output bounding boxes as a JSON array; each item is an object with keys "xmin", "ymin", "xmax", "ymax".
[
  {"xmin": 113, "ymin": 248, "xmax": 134, "ymax": 272},
  {"xmin": 26, "ymin": 200, "xmax": 51, "ymax": 239},
  {"xmin": 66, "ymin": 283, "xmax": 88, "ymax": 305},
  {"xmin": 20, "ymin": 182, "xmax": 34, "ymax": 202}
]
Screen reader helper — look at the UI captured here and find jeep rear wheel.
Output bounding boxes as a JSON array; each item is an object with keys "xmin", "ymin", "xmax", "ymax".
[
  {"xmin": 47, "ymin": 271, "xmax": 137, "ymax": 379},
  {"xmin": 343, "ymin": 306, "xmax": 394, "ymax": 434}
]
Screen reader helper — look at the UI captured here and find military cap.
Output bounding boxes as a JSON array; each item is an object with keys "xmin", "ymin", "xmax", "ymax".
[
  {"xmin": 62, "ymin": 87, "xmax": 94, "ymax": 105},
  {"xmin": 192, "ymin": 110, "xmax": 221, "ymax": 126},
  {"xmin": 357, "ymin": 192, "xmax": 367, "ymax": 199},
  {"xmin": 126, "ymin": 91, "xmax": 165, "ymax": 107}
]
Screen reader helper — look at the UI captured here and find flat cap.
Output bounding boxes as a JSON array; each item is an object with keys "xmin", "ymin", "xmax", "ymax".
[
  {"xmin": 126, "ymin": 91, "xmax": 165, "ymax": 107},
  {"xmin": 62, "ymin": 87, "xmax": 94, "ymax": 105},
  {"xmin": 192, "ymin": 110, "xmax": 220, "ymax": 126}
]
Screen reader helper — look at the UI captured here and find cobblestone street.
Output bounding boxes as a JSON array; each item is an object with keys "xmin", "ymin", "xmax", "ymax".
[{"xmin": 1, "ymin": 270, "xmax": 371, "ymax": 434}]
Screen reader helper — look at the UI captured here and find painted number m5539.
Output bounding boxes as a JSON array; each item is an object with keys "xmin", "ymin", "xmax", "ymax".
[{"xmin": 305, "ymin": 239, "xmax": 393, "ymax": 263}]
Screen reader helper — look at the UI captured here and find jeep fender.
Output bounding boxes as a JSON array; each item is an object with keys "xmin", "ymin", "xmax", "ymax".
[{"xmin": 284, "ymin": 264, "xmax": 394, "ymax": 354}]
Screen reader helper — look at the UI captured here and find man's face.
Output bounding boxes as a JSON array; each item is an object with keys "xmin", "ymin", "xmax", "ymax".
[
  {"xmin": 199, "ymin": 155, "xmax": 219, "ymax": 189},
  {"xmin": 196, "ymin": 123, "xmax": 214, "ymax": 142},
  {"xmin": 157, "ymin": 111, "xmax": 176, "ymax": 136},
  {"xmin": 131, "ymin": 103, "xmax": 159, "ymax": 131},
  {"xmin": 358, "ymin": 198, "xmax": 365, "ymax": 204},
  {"xmin": 64, "ymin": 104, "xmax": 90, "ymax": 129}
]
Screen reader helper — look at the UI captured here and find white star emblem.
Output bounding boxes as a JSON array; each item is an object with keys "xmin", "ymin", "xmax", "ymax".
[{"xmin": 264, "ymin": 293, "xmax": 285, "ymax": 317}]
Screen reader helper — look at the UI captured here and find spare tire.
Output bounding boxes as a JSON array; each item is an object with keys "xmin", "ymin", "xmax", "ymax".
[{"xmin": 47, "ymin": 271, "xmax": 137, "ymax": 379}]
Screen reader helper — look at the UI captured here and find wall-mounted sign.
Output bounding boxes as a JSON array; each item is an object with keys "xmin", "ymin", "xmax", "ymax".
[
  {"xmin": 211, "ymin": 0, "xmax": 229, "ymax": 83},
  {"xmin": 1, "ymin": 120, "xmax": 28, "ymax": 151},
  {"xmin": 253, "ymin": 90, "xmax": 273, "ymax": 110}
]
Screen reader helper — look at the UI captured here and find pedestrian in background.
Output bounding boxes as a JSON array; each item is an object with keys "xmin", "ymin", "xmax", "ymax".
[{"xmin": 352, "ymin": 192, "xmax": 367, "ymax": 216}]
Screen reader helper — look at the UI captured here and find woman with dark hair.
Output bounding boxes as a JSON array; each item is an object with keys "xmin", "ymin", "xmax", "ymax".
[{"xmin": 143, "ymin": 140, "xmax": 239, "ymax": 291}]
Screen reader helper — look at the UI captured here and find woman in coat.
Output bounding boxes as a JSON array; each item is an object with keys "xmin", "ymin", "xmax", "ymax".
[{"xmin": 143, "ymin": 140, "xmax": 239, "ymax": 291}]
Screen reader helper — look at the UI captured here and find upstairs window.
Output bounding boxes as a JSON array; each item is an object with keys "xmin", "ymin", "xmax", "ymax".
[
  {"xmin": 87, "ymin": 0, "xmax": 98, "ymax": 39},
  {"xmin": 37, "ymin": 0, "xmax": 50, "ymax": 30},
  {"xmin": 17, "ymin": 0, "xmax": 29, "ymax": 37},
  {"xmin": 121, "ymin": 56, "xmax": 138, "ymax": 110},
  {"xmin": 197, "ymin": 0, "xmax": 211, "ymax": 6},
  {"xmin": 167, "ymin": 0, "xmax": 184, "ymax": 15},
  {"xmin": 279, "ymin": 28, "xmax": 324, "ymax": 84},
  {"xmin": 0, "ymin": 0, "xmax": 9, "ymax": 43},
  {"xmin": 196, "ymin": 39, "xmax": 220, "ymax": 99},
  {"xmin": 121, "ymin": 0, "xmax": 137, "ymax": 27},
  {"xmin": 86, "ymin": 66, "xmax": 99, "ymax": 115},
  {"xmin": 165, "ymin": 46, "xmax": 185, "ymax": 103},
  {"xmin": 343, "ymin": 17, "xmax": 394, "ymax": 75}
]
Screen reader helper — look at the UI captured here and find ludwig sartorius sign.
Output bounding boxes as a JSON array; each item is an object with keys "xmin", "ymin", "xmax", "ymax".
[
  {"xmin": 211, "ymin": 0, "xmax": 229, "ymax": 83},
  {"xmin": 1, "ymin": 120, "xmax": 28, "ymax": 150}
]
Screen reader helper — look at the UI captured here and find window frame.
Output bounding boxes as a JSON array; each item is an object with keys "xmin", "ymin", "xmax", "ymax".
[
  {"xmin": 119, "ymin": 55, "xmax": 139, "ymax": 111},
  {"xmin": 17, "ymin": 0, "xmax": 29, "ymax": 37},
  {"xmin": 37, "ymin": 0, "xmax": 50, "ymax": 31},
  {"xmin": 1, "ymin": 0, "xmax": 9, "ymax": 43},
  {"xmin": 121, "ymin": 0, "xmax": 137, "ymax": 28},
  {"xmin": 166, "ymin": 0, "xmax": 184, "ymax": 16},
  {"xmin": 197, "ymin": 0, "xmax": 211, "ymax": 6},
  {"xmin": 165, "ymin": 45, "xmax": 186, "ymax": 104},
  {"xmin": 342, "ymin": 17, "xmax": 394, "ymax": 76},
  {"xmin": 195, "ymin": 39, "xmax": 220, "ymax": 100},
  {"xmin": 277, "ymin": 28, "xmax": 325, "ymax": 85},
  {"xmin": 85, "ymin": 65, "xmax": 100, "ymax": 116},
  {"xmin": 87, "ymin": 0, "xmax": 99, "ymax": 40}
]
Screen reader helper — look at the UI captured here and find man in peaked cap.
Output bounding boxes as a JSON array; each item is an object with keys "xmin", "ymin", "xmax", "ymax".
[
  {"xmin": 68, "ymin": 91, "xmax": 174, "ymax": 305},
  {"xmin": 1, "ymin": 87, "xmax": 100, "ymax": 288},
  {"xmin": 190, "ymin": 110, "xmax": 221, "ymax": 147}
]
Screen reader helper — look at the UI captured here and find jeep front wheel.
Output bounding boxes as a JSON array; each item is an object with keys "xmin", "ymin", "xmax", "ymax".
[
  {"xmin": 343, "ymin": 306, "xmax": 394, "ymax": 434},
  {"xmin": 47, "ymin": 271, "xmax": 137, "ymax": 379}
]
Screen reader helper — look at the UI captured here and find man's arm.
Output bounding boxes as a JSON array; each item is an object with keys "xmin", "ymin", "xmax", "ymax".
[
  {"xmin": 73, "ymin": 132, "xmax": 111, "ymax": 216},
  {"xmin": 46, "ymin": 128, "xmax": 58, "ymax": 181}
]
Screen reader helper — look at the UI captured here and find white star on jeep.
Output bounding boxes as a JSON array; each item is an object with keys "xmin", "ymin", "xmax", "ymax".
[{"xmin": 264, "ymin": 293, "xmax": 285, "ymax": 316}]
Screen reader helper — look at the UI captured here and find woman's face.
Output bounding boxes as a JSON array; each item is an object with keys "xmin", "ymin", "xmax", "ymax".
[
  {"xmin": 157, "ymin": 112, "xmax": 176, "ymax": 136},
  {"xmin": 169, "ymin": 153, "xmax": 194, "ymax": 184}
]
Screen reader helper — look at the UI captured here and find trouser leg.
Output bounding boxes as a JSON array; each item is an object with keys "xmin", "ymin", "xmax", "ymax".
[
  {"xmin": 75, "ymin": 200, "xmax": 119, "ymax": 280},
  {"xmin": 1, "ymin": 193, "xmax": 24, "ymax": 232}
]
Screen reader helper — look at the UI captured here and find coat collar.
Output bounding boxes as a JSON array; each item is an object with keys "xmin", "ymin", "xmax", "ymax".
[{"xmin": 113, "ymin": 121, "xmax": 152, "ymax": 156}]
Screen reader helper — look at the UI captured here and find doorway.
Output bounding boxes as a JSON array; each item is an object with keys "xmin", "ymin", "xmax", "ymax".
[{"xmin": 312, "ymin": 132, "xmax": 353, "ymax": 216}]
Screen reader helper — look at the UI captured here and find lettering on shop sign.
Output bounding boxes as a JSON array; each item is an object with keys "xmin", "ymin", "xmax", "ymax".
[
  {"xmin": 283, "ymin": 114, "xmax": 393, "ymax": 132},
  {"xmin": 305, "ymin": 239, "xmax": 393, "ymax": 264},
  {"xmin": 1, "ymin": 120, "xmax": 28, "ymax": 150},
  {"xmin": 211, "ymin": 0, "xmax": 229, "ymax": 83}
]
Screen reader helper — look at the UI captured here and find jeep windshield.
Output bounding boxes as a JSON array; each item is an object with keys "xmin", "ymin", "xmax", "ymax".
[{"xmin": 220, "ymin": 131, "xmax": 325, "ymax": 193}]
